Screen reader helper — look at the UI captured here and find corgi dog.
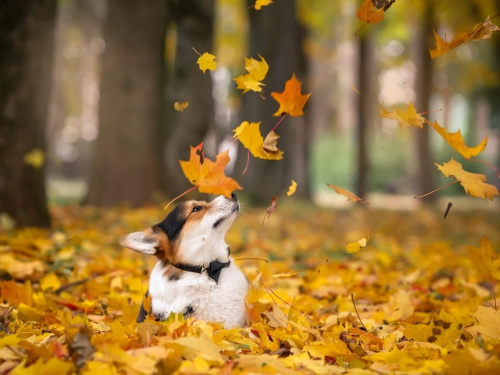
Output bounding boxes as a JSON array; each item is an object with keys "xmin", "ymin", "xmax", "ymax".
[{"xmin": 120, "ymin": 194, "xmax": 248, "ymax": 328}]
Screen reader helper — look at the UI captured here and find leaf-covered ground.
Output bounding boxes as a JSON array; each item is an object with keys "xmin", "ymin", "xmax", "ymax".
[{"xmin": 1, "ymin": 204, "xmax": 500, "ymax": 374}]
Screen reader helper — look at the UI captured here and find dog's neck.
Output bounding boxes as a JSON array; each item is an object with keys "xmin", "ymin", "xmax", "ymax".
[{"xmin": 176, "ymin": 240, "xmax": 231, "ymax": 268}]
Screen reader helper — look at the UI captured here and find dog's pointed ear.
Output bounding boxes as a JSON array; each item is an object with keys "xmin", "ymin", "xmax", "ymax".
[{"xmin": 120, "ymin": 230, "xmax": 160, "ymax": 255}]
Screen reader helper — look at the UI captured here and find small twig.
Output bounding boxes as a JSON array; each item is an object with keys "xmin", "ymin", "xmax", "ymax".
[
  {"xmin": 414, "ymin": 180, "xmax": 459, "ymax": 199},
  {"xmin": 351, "ymin": 293, "xmax": 367, "ymax": 331},
  {"xmin": 191, "ymin": 47, "xmax": 201, "ymax": 56},
  {"xmin": 443, "ymin": 202, "xmax": 452, "ymax": 219},
  {"xmin": 54, "ymin": 276, "xmax": 95, "ymax": 295}
]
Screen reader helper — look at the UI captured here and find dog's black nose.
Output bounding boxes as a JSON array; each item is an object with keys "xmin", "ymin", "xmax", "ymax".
[{"xmin": 231, "ymin": 192, "xmax": 238, "ymax": 201}]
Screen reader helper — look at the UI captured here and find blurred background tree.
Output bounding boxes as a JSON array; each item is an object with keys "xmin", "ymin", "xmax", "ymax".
[
  {"xmin": 0, "ymin": 0, "xmax": 56, "ymax": 227},
  {"xmin": 85, "ymin": 0, "xmax": 167, "ymax": 206},
  {"xmin": 1, "ymin": 0, "xmax": 499, "ymax": 227}
]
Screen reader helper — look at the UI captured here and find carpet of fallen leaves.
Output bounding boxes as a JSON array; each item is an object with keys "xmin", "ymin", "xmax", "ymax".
[{"xmin": 1, "ymin": 203, "xmax": 500, "ymax": 374}]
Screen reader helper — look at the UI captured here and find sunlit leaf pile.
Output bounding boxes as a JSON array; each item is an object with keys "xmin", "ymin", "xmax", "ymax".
[{"xmin": 1, "ymin": 206, "xmax": 500, "ymax": 373}]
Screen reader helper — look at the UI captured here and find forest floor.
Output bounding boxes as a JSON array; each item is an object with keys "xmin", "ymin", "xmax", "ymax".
[{"xmin": 1, "ymin": 203, "xmax": 500, "ymax": 374}]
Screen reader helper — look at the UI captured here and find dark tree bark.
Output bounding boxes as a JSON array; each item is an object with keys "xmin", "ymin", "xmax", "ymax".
[
  {"xmin": 355, "ymin": 35, "xmax": 369, "ymax": 199},
  {"xmin": 235, "ymin": 0, "xmax": 309, "ymax": 204},
  {"xmin": 163, "ymin": 0, "xmax": 215, "ymax": 197},
  {"xmin": 411, "ymin": 5, "xmax": 435, "ymax": 201},
  {"xmin": 0, "ymin": 0, "xmax": 56, "ymax": 227},
  {"xmin": 86, "ymin": 0, "xmax": 167, "ymax": 206}
]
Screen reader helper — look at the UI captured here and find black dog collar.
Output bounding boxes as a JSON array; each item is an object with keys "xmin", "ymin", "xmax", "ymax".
[{"xmin": 168, "ymin": 260, "xmax": 230, "ymax": 284}]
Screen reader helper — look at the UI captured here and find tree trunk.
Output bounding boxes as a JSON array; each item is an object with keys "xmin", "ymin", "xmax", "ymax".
[
  {"xmin": 236, "ymin": 0, "xmax": 308, "ymax": 204},
  {"xmin": 86, "ymin": 0, "xmax": 167, "ymax": 206},
  {"xmin": 355, "ymin": 35, "xmax": 369, "ymax": 199},
  {"xmin": 163, "ymin": 0, "xmax": 215, "ymax": 197},
  {"xmin": 0, "ymin": 0, "xmax": 56, "ymax": 228},
  {"xmin": 411, "ymin": 5, "xmax": 434, "ymax": 201}
]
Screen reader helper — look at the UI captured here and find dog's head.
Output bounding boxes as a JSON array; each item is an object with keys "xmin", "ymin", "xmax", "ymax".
[{"xmin": 120, "ymin": 194, "xmax": 239, "ymax": 266}]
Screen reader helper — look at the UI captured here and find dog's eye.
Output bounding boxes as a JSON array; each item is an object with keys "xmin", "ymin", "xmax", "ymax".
[{"xmin": 192, "ymin": 205, "xmax": 203, "ymax": 213}]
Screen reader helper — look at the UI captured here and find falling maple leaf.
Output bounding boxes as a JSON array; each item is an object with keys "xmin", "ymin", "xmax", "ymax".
[
  {"xmin": 234, "ymin": 55, "xmax": 269, "ymax": 94},
  {"xmin": 262, "ymin": 196, "xmax": 278, "ymax": 226},
  {"xmin": 430, "ymin": 17, "xmax": 500, "ymax": 59},
  {"xmin": 356, "ymin": 0, "xmax": 385, "ymax": 24},
  {"xmin": 24, "ymin": 148, "xmax": 45, "ymax": 169},
  {"xmin": 380, "ymin": 102, "xmax": 425, "ymax": 129},
  {"xmin": 286, "ymin": 180, "xmax": 297, "ymax": 196},
  {"xmin": 233, "ymin": 121, "xmax": 283, "ymax": 160},
  {"xmin": 196, "ymin": 52, "xmax": 217, "ymax": 73},
  {"xmin": 271, "ymin": 74, "xmax": 311, "ymax": 117},
  {"xmin": 327, "ymin": 184, "xmax": 369, "ymax": 205},
  {"xmin": 179, "ymin": 143, "xmax": 242, "ymax": 198},
  {"xmin": 254, "ymin": 0, "xmax": 273, "ymax": 10},
  {"xmin": 435, "ymin": 158, "xmax": 499, "ymax": 200},
  {"xmin": 346, "ymin": 238, "xmax": 368, "ymax": 254},
  {"xmin": 427, "ymin": 120, "xmax": 487, "ymax": 159},
  {"xmin": 174, "ymin": 101, "xmax": 189, "ymax": 112},
  {"xmin": 467, "ymin": 237, "xmax": 496, "ymax": 282}
]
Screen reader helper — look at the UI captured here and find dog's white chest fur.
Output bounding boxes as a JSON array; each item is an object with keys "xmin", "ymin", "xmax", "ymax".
[{"xmin": 149, "ymin": 258, "xmax": 248, "ymax": 328}]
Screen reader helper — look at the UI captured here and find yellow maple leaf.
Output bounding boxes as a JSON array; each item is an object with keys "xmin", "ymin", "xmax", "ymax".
[
  {"xmin": 327, "ymin": 184, "xmax": 369, "ymax": 205},
  {"xmin": 233, "ymin": 121, "xmax": 283, "ymax": 160},
  {"xmin": 234, "ymin": 55, "xmax": 269, "ymax": 94},
  {"xmin": 179, "ymin": 143, "xmax": 242, "ymax": 198},
  {"xmin": 356, "ymin": 0, "xmax": 384, "ymax": 24},
  {"xmin": 271, "ymin": 73, "xmax": 311, "ymax": 117},
  {"xmin": 467, "ymin": 236, "xmax": 496, "ymax": 282},
  {"xmin": 286, "ymin": 180, "xmax": 297, "ymax": 196},
  {"xmin": 40, "ymin": 273, "xmax": 61, "ymax": 292},
  {"xmin": 24, "ymin": 149, "xmax": 45, "ymax": 169},
  {"xmin": 174, "ymin": 101, "xmax": 189, "ymax": 112},
  {"xmin": 245, "ymin": 55, "xmax": 269, "ymax": 81},
  {"xmin": 235, "ymin": 75, "xmax": 264, "ymax": 93},
  {"xmin": 430, "ymin": 17, "xmax": 500, "ymax": 59},
  {"xmin": 380, "ymin": 102, "xmax": 425, "ymax": 129},
  {"xmin": 242, "ymin": 78, "xmax": 264, "ymax": 93},
  {"xmin": 428, "ymin": 120, "xmax": 487, "ymax": 159},
  {"xmin": 346, "ymin": 238, "xmax": 368, "ymax": 253},
  {"xmin": 303, "ymin": 340, "xmax": 350, "ymax": 360},
  {"xmin": 254, "ymin": 0, "xmax": 273, "ymax": 10},
  {"xmin": 467, "ymin": 306, "xmax": 500, "ymax": 341},
  {"xmin": 435, "ymin": 158, "xmax": 499, "ymax": 200},
  {"xmin": 196, "ymin": 52, "xmax": 216, "ymax": 73}
]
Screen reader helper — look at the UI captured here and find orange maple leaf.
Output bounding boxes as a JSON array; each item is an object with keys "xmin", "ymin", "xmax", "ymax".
[
  {"xmin": 179, "ymin": 143, "xmax": 243, "ymax": 198},
  {"xmin": 356, "ymin": 0, "xmax": 385, "ymax": 24},
  {"xmin": 430, "ymin": 17, "xmax": 499, "ymax": 59},
  {"xmin": 327, "ymin": 184, "xmax": 369, "ymax": 205},
  {"xmin": 271, "ymin": 74, "xmax": 311, "ymax": 117},
  {"xmin": 427, "ymin": 120, "xmax": 488, "ymax": 159}
]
